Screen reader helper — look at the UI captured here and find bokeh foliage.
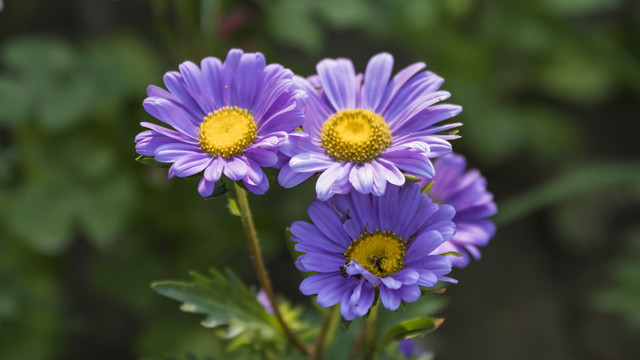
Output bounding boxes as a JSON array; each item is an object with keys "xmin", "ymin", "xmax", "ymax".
[{"xmin": 0, "ymin": 0, "xmax": 639, "ymax": 359}]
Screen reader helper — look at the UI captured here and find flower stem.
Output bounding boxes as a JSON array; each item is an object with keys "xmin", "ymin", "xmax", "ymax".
[
  {"xmin": 312, "ymin": 305, "xmax": 338, "ymax": 360},
  {"xmin": 233, "ymin": 183, "xmax": 311, "ymax": 357},
  {"xmin": 363, "ymin": 302, "xmax": 380, "ymax": 360}
]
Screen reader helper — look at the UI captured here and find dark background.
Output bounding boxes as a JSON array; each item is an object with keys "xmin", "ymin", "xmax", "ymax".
[{"xmin": 1, "ymin": 0, "xmax": 639, "ymax": 359}]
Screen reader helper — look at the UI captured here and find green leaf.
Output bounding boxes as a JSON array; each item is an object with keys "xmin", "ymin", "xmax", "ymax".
[
  {"xmin": 496, "ymin": 162, "xmax": 640, "ymax": 226},
  {"xmin": 340, "ymin": 317, "xmax": 352, "ymax": 332},
  {"xmin": 227, "ymin": 198, "xmax": 242, "ymax": 217},
  {"xmin": 440, "ymin": 251, "xmax": 462, "ymax": 257},
  {"xmin": 151, "ymin": 269, "xmax": 289, "ymax": 354},
  {"xmin": 377, "ymin": 317, "xmax": 443, "ymax": 351},
  {"xmin": 203, "ymin": 181, "xmax": 228, "ymax": 199},
  {"xmin": 404, "ymin": 174, "xmax": 422, "ymax": 185},
  {"xmin": 135, "ymin": 155, "xmax": 171, "ymax": 168}
]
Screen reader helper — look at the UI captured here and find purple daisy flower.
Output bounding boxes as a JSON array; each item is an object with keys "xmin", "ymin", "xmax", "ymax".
[
  {"xmin": 420, "ymin": 153, "xmax": 497, "ymax": 268},
  {"xmin": 278, "ymin": 52, "xmax": 462, "ymax": 200},
  {"xmin": 135, "ymin": 49, "xmax": 305, "ymax": 196},
  {"xmin": 290, "ymin": 184, "xmax": 457, "ymax": 321}
]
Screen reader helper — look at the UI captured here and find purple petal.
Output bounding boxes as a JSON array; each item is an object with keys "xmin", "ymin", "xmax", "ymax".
[
  {"xmin": 349, "ymin": 163, "xmax": 374, "ymax": 195},
  {"xmin": 154, "ymin": 142, "xmax": 202, "ymax": 162},
  {"xmin": 234, "ymin": 52, "xmax": 266, "ymax": 109},
  {"xmin": 349, "ymin": 282, "xmax": 375, "ymax": 317},
  {"xmin": 405, "ymin": 230, "xmax": 445, "ymax": 263},
  {"xmin": 363, "ymin": 53, "xmax": 393, "ymax": 110},
  {"xmin": 291, "ymin": 221, "xmax": 345, "ymax": 254},
  {"xmin": 316, "ymin": 162, "xmax": 353, "ymax": 200},
  {"xmin": 179, "ymin": 61, "xmax": 213, "ymax": 113},
  {"xmin": 380, "ymin": 276, "xmax": 402, "ymax": 290},
  {"xmin": 376, "ymin": 62, "xmax": 426, "ymax": 114},
  {"xmin": 307, "ymin": 201, "xmax": 351, "ymax": 247},
  {"xmin": 380, "ymin": 285, "xmax": 401, "ymax": 311},
  {"xmin": 278, "ymin": 163, "xmax": 315, "ymax": 188},
  {"xmin": 300, "ymin": 273, "xmax": 339, "ymax": 295},
  {"xmin": 316, "ymin": 58, "xmax": 357, "ymax": 110},
  {"xmin": 223, "ymin": 157, "xmax": 249, "ymax": 181},
  {"xmin": 140, "ymin": 122, "xmax": 199, "ymax": 144},
  {"xmin": 162, "ymin": 71, "xmax": 205, "ymax": 119},
  {"xmin": 169, "ymin": 153, "xmax": 211, "ymax": 178},
  {"xmin": 244, "ymin": 147, "xmax": 278, "ymax": 167},
  {"xmin": 222, "ymin": 49, "xmax": 243, "ymax": 104},
  {"xmin": 317, "ymin": 278, "xmax": 356, "ymax": 307},
  {"xmin": 397, "ymin": 284, "xmax": 421, "ymax": 302},
  {"xmin": 200, "ymin": 56, "xmax": 225, "ymax": 109},
  {"xmin": 382, "ymin": 150, "xmax": 435, "ymax": 178},
  {"xmin": 289, "ymin": 152, "xmax": 334, "ymax": 173},
  {"xmin": 299, "ymin": 252, "xmax": 345, "ymax": 273},
  {"xmin": 204, "ymin": 158, "xmax": 224, "ymax": 182},
  {"xmin": 143, "ymin": 97, "xmax": 199, "ymax": 138}
]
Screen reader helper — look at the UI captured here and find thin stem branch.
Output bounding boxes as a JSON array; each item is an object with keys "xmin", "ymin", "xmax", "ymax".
[
  {"xmin": 346, "ymin": 321, "xmax": 368, "ymax": 360},
  {"xmin": 312, "ymin": 306, "xmax": 338, "ymax": 360},
  {"xmin": 363, "ymin": 302, "xmax": 380, "ymax": 360},
  {"xmin": 233, "ymin": 183, "xmax": 311, "ymax": 357}
]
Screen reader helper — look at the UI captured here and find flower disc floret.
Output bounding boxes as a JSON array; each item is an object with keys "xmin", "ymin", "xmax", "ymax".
[
  {"xmin": 198, "ymin": 106, "xmax": 257, "ymax": 159},
  {"xmin": 320, "ymin": 109, "xmax": 391, "ymax": 163},
  {"xmin": 345, "ymin": 231, "xmax": 405, "ymax": 277}
]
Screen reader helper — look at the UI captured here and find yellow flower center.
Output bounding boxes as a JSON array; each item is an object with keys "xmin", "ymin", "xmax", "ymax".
[
  {"xmin": 198, "ymin": 106, "xmax": 257, "ymax": 158},
  {"xmin": 320, "ymin": 109, "xmax": 392, "ymax": 163},
  {"xmin": 344, "ymin": 231, "xmax": 406, "ymax": 277}
]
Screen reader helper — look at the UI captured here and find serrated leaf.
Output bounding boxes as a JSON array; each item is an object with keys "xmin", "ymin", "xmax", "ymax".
[
  {"xmin": 151, "ymin": 269, "xmax": 287, "ymax": 354},
  {"xmin": 135, "ymin": 155, "xmax": 171, "ymax": 168},
  {"xmin": 377, "ymin": 317, "xmax": 443, "ymax": 351}
]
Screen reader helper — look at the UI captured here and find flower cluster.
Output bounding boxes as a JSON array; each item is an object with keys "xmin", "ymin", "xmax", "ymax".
[{"xmin": 136, "ymin": 49, "xmax": 496, "ymax": 320}]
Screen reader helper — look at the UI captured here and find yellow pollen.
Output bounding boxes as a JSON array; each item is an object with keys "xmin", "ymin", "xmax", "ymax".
[
  {"xmin": 320, "ymin": 109, "xmax": 392, "ymax": 163},
  {"xmin": 344, "ymin": 231, "xmax": 406, "ymax": 277},
  {"xmin": 198, "ymin": 106, "xmax": 257, "ymax": 158}
]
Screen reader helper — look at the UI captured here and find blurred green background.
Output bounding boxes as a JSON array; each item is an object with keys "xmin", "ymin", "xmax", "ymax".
[{"xmin": 1, "ymin": 0, "xmax": 639, "ymax": 359}]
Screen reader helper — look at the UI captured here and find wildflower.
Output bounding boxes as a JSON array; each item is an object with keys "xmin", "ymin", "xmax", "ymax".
[
  {"xmin": 135, "ymin": 49, "xmax": 305, "ymax": 196},
  {"xmin": 421, "ymin": 154, "xmax": 496, "ymax": 268},
  {"xmin": 398, "ymin": 339, "xmax": 428, "ymax": 359},
  {"xmin": 291, "ymin": 184, "xmax": 457, "ymax": 320},
  {"xmin": 279, "ymin": 53, "xmax": 462, "ymax": 200}
]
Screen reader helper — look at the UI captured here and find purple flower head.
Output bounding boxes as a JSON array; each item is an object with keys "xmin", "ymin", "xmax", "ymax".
[
  {"xmin": 399, "ymin": 339, "xmax": 428, "ymax": 359},
  {"xmin": 291, "ymin": 184, "xmax": 457, "ymax": 321},
  {"xmin": 278, "ymin": 53, "xmax": 462, "ymax": 200},
  {"xmin": 135, "ymin": 49, "xmax": 305, "ymax": 196},
  {"xmin": 420, "ymin": 153, "xmax": 497, "ymax": 268}
]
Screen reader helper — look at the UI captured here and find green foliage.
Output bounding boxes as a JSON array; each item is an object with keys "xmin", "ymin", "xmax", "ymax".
[
  {"xmin": 495, "ymin": 162, "xmax": 640, "ymax": 226},
  {"xmin": 152, "ymin": 269, "xmax": 305, "ymax": 356},
  {"xmin": 377, "ymin": 317, "xmax": 443, "ymax": 352},
  {"xmin": 595, "ymin": 229, "xmax": 640, "ymax": 330}
]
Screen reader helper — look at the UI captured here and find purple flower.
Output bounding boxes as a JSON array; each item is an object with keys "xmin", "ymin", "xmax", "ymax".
[
  {"xmin": 420, "ymin": 153, "xmax": 497, "ymax": 268},
  {"xmin": 278, "ymin": 53, "xmax": 462, "ymax": 200},
  {"xmin": 291, "ymin": 184, "xmax": 457, "ymax": 321},
  {"xmin": 135, "ymin": 49, "xmax": 305, "ymax": 196},
  {"xmin": 398, "ymin": 339, "xmax": 428, "ymax": 358}
]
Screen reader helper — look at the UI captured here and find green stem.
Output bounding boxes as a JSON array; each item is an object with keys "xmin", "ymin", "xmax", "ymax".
[
  {"xmin": 312, "ymin": 306, "xmax": 338, "ymax": 360},
  {"xmin": 233, "ymin": 183, "xmax": 311, "ymax": 357},
  {"xmin": 363, "ymin": 302, "xmax": 380, "ymax": 360}
]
